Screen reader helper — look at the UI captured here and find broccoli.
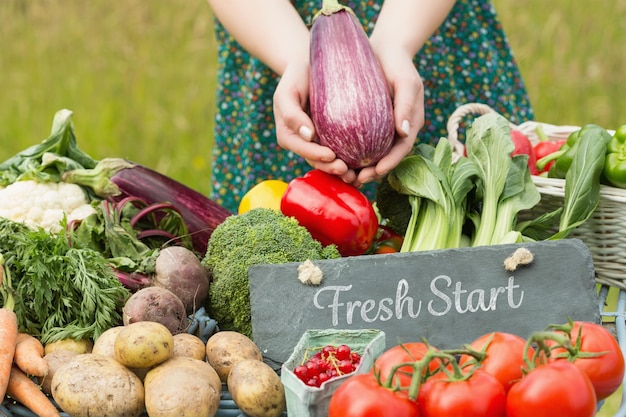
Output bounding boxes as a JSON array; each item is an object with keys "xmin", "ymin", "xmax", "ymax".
[
  {"xmin": 374, "ymin": 174, "xmax": 412, "ymax": 236},
  {"xmin": 202, "ymin": 208, "xmax": 341, "ymax": 338}
]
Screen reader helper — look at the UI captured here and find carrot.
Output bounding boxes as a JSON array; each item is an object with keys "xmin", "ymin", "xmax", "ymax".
[
  {"xmin": 0, "ymin": 308, "xmax": 18, "ymax": 399},
  {"xmin": 14, "ymin": 333, "xmax": 48, "ymax": 378},
  {"xmin": 6, "ymin": 365, "xmax": 61, "ymax": 417},
  {"xmin": 0, "ymin": 254, "xmax": 18, "ymax": 399}
]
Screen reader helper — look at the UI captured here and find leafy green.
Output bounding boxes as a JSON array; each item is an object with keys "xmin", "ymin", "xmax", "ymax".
[
  {"xmin": 374, "ymin": 174, "xmax": 411, "ymax": 236},
  {"xmin": 0, "ymin": 109, "xmax": 97, "ymax": 187},
  {"xmin": 0, "ymin": 217, "xmax": 129, "ymax": 344},
  {"xmin": 491, "ymin": 155, "xmax": 541, "ymax": 244},
  {"xmin": 389, "ymin": 141, "xmax": 456, "ymax": 252},
  {"xmin": 379, "ymin": 112, "xmax": 544, "ymax": 252},
  {"xmin": 377, "ymin": 113, "xmax": 612, "ymax": 251},
  {"xmin": 465, "ymin": 113, "xmax": 517, "ymax": 246},
  {"xmin": 551, "ymin": 127, "xmax": 610, "ymax": 239},
  {"xmin": 520, "ymin": 125, "xmax": 611, "ymax": 241}
]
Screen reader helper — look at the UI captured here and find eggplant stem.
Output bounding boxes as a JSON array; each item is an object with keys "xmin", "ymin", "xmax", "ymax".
[{"xmin": 317, "ymin": 0, "xmax": 352, "ymax": 16}]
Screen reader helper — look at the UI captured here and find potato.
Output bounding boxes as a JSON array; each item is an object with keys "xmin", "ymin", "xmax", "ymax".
[
  {"xmin": 44, "ymin": 338, "xmax": 93, "ymax": 355},
  {"xmin": 144, "ymin": 356, "xmax": 221, "ymax": 417},
  {"xmin": 227, "ymin": 359, "xmax": 286, "ymax": 417},
  {"xmin": 173, "ymin": 333, "xmax": 206, "ymax": 360},
  {"xmin": 92, "ymin": 325, "xmax": 124, "ymax": 358},
  {"xmin": 206, "ymin": 331, "xmax": 262, "ymax": 382},
  {"xmin": 40, "ymin": 349, "xmax": 79, "ymax": 395},
  {"xmin": 51, "ymin": 353, "xmax": 145, "ymax": 417},
  {"xmin": 115, "ymin": 321, "xmax": 174, "ymax": 368}
]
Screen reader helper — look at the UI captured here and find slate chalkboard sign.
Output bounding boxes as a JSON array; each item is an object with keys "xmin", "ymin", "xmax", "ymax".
[{"xmin": 249, "ymin": 239, "xmax": 600, "ymax": 367}]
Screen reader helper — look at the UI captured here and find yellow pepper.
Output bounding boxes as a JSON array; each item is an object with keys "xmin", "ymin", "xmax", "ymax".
[{"xmin": 238, "ymin": 179, "xmax": 289, "ymax": 214}]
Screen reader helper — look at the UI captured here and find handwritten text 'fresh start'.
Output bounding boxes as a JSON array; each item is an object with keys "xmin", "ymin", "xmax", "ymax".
[{"xmin": 312, "ymin": 275, "xmax": 524, "ymax": 326}]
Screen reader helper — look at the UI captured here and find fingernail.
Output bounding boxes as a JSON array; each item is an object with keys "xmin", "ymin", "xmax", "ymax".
[
  {"xmin": 299, "ymin": 125, "xmax": 313, "ymax": 141},
  {"xmin": 401, "ymin": 120, "xmax": 410, "ymax": 136}
]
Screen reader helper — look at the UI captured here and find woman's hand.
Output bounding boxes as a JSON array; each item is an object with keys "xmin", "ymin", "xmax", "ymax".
[
  {"xmin": 354, "ymin": 45, "xmax": 424, "ymax": 187},
  {"xmin": 273, "ymin": 60, "xmax": 351, "ymax": 177},
  {"xmin": 273, "ymin": 47, "xmax": 424, "ymax": 188}
]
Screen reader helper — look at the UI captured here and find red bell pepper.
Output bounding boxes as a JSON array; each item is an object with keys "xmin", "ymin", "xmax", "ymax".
[
  {"xmin": 533, "ymin": 125, "xmax": 567, "ymax": 174},
  {"xmin": 280, "ymin": 169, "xmax": 378, "ymax": 257},
  {"xmin": 534, "ymin": 140, "xmax": 566, "ymax": 174}
]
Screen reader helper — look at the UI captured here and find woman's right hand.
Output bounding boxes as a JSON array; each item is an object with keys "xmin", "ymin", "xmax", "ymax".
[{"xmin": 273, "ymin": 60, "xmax": 351, "ymax": 177}]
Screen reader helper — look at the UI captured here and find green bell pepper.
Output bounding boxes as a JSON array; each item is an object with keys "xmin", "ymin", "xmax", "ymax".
[
  {"xmin": 547, "ymin": 124, "xmax": 611, "ymax": 179},
  {"xmin": 603, "ymin": 125, "xmax": 626, "ymax": 188}
]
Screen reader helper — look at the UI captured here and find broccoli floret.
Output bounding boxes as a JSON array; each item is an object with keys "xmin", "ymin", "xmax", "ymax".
[
  {"xmin": 375, "ymin": 174, "xmax": 412, "ymax": 236},
  {"xmin": 202, "ymin": 208, "xmax": 341, "ymax": 337}
]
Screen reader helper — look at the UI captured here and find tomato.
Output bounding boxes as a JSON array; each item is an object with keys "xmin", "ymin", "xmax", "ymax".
[
  {"xmin": 459, "ymin": 331, "xmax": 533, "ymax": 392},
  {"xmin": 417, "ymin": 370, "xmax": 506, "ymax": 417},
  {"xmin": 371, "ymin": 342, "xmax": 440, "ymax": 390},
  {"xmin": 238, "ymin": 179, "xmax": 288, "ymax": 214},
  {"xmin": 549, "ymin": 321, "xmax": 625, "ymax": 400},
  {"xmin": 373, "ymin": 225, "xmax": 404, "ymax": 254},
  {"xmin": 328, "ymin": 373, "xmax": 419, "ymax": 417},
  {"xmin": 374, "ymin": 244, "xmax": 399, "ymax": 254},
  {"xmin": 506, "ymin": 361, "xmax": 596, "ymax": 417}
]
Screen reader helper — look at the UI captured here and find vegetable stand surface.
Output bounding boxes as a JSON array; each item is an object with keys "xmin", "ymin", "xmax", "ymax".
[
  {"xmin": 2, "ymin": 108, "xmax": 626, "ymax": 416},
  {"xmin": 0, "ymin": 286, "xmax": 624, "ymax": 416}
]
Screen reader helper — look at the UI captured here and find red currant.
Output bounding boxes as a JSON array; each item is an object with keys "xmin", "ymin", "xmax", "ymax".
[
  {"xmin": 306, "ymin": 360, "xmax": 321, "ymax": 377},
  {"xmin": 306, "ymin": 376, "xmax": 319, "ymax": 387},
  {"xmin": 318, "ymin": 371, "xmax": 331, "ymax": 385},
  {"xmin": 294, "ymin": 365, "xmax": 308, "ymax": 382},
  {"xmin": 335, "ymin": 344, "xmax": 351, "ymax": 361},
  {"xmin": 322, "ymin": 345, "xmax": 336, "ymax": 360},
  {"xmin": 338, "ymin": 359, "xmax": 353, "ymax": 374}
]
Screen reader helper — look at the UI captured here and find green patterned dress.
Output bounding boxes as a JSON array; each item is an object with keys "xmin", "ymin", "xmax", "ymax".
[{"xmin": 210, "ymin": 0, "xmax": 534, "ymax": 212}]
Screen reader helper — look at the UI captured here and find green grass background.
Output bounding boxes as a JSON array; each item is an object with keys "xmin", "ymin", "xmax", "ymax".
[{"xmin": 1, "ymin": 0, "xmax": 625, "ymax": 414}]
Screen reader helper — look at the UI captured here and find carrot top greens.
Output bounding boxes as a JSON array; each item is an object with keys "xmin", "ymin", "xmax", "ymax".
[{"xmin": 0, "ymin": 217, "xmax": 129, "ymax": 344}]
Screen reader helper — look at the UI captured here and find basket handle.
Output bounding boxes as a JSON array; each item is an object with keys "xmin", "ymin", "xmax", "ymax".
[{"xmin": 446, "ymin": 103, "xmax": 519, "ymax": 156}]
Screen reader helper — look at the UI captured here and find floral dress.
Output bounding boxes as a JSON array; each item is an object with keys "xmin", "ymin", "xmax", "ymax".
[{"xmin": 210, "ymin": 0, "xmax": 534, "ymax": 213}]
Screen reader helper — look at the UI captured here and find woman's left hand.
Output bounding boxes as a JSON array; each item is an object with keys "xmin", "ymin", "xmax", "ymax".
[{"xmin": 352, "ymin": 46, "xmax": 424, "ymax": 187}]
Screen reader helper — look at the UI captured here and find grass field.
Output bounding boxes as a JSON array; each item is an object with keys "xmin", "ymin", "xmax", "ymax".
[
  {"xmin": 1, "ymin": 0, "xmax": 625, "ymax": 195},
  {"xmin": 1, "ymin": 0, "xmax": 625, "ymax": 414}
]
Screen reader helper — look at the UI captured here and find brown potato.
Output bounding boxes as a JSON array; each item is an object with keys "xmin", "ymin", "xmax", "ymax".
[
  {"xmin": 172, "ymin": 333, "xmax": 206, "ymax": 360},
  {"xmin": 206, "ymin": 331, "xmax": 262, "ymax": 382},
  {"xmin": 44, "ymin": 338, "xmax": 93, "ymax": 355},
  {"xmin": 92, "ymin": 326, "xmax": 124, "ymax": 358},
  {"xmin": 227, "ymin": 359, "xmax": 286, "ymax": 417},
  {"xmin": 114, "ymin": 321, "xmax": 174, "ymax": 368},
  {"xmin": 144, "ymin": 356, "xmax": 221, "ymax": 417},
  {"xmin": 40, "ymin": 350, "xmax": 79, "ymax": 395},
  {"xmin": 51, "ymin": 353, "xmax": 145, "ymax": 417}
]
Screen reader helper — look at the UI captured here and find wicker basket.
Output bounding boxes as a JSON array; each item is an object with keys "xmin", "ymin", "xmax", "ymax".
[{"xmin": 447, "ymin": 103, "xmax": 626, "ymax": 290}]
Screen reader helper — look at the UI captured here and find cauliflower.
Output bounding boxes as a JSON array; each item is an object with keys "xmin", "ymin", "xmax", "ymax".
[{"xmin": 0, "ymin": 180, "xmax": 96, "ymax": 233}]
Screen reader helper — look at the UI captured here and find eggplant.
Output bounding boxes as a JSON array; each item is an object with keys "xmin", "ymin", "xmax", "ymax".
[
  {"xmin": 309, "ymin": 1, "xmax": 395, "ymax": 169},
  {"xmin": 62, "ymin": 158, "xmax": 233, "ymax": 254}
]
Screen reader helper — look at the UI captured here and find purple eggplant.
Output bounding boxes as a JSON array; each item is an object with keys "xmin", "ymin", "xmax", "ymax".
[
  {"xmin": 62, "ymin": 158, "xmax": 233, "ymax": 254},
  {"xmin": 309, "ymin": 1, "xmax": 395, "ymax": 169}
]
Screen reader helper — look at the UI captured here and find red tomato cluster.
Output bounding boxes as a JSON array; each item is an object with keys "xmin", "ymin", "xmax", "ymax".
[
  {"xmin": 328, "ymin": 320, "xmax": 625, "ymax": 417},
  {"xmin": 293, "ymin": 344, "xmax": 361, "ymax": 387}
]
